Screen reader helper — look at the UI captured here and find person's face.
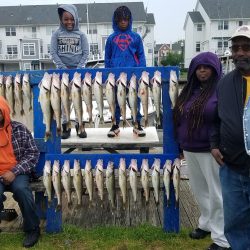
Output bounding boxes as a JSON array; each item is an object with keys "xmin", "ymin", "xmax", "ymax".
[
  {"xmin": 231, "ymin": 37, "xmax": 250, "ymax": 75},
  {"xmin": 61, "ymin": 11, "xmax": 75, "ymax": 31},
  {"xmin": 195, "ymin": 65, "xmax": 213, "ymax": 82},
  {"xmin": 0, "ymin": 110, "xmax": 4, "ymax": 127},
  {"xmin": 118, "ymin": 18, "xmax": 129, "ymax": 31}
]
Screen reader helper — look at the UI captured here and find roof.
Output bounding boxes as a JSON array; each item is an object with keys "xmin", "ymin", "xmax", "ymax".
[
  {"xmin": 0, "ymin": 2, "xmax": 148, "ymax": 26},
  {"xmin": 146, "ymin": 13, "xmax": 155, "ymax": 25},
  {"xmin": 199, "ymin": 0, "xmax": 250, "ymax": 19},
  {"xmin": 188, "ymin": 11, "xmax": 205, "ymax": 23}
]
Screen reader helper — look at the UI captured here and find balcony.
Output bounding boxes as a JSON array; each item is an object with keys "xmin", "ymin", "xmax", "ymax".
[{"xmin": 0, "ymin": 54, "xmax": 19, "ymax": 60}]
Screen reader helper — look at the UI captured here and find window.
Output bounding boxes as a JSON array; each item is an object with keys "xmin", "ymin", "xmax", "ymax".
[
  {"xmin": 47, "ymin": 44, "xmax": 51, "ymax": 54},
  {"xmin": 5, "ymin": 27, "xmax": 16, "ymax": 36},
  {"xmin": 24, "ymin": 63, "xmax": 31, "ymax": 71},
  {"xmin": 148, "ymin": 48, "xmax": 153, "ymax": 54},
  {"xmin": 196, "ymin": 42, "xmax": 201, "ymax": 52},
  {"xmin": 90, "ymin": 43, "xmax": 98, "ymax": 54},
  {"xmin": 238, "ymin": 20, "xmax": 247, "ymax": 26},
  {"xmin": 46, "ymin": 26, "xmax": 56, "ymax": 36},
  {"xmin": 218, "ymin": 41, "xmax": 228, "ymax": 49},
  {"xmin": 23, "ymin": 43, "xmax": 35, "ymax": 56},
  {"xmin": 197, "ymin": 24, "xmax": 202, "ymax": 31},
  {"xmin": 7, "ymin": 45, "xmax": 18, "ymax": 55},
  {"xmin": 87, "ymin": 28, "xmax": 97, "ymax": 34},
  {"xmin": 218, "ymin": 20, "xmax": 229, "ymax": 30}
]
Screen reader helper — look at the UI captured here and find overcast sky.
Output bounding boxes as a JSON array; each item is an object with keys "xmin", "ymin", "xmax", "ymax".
[{"xmin": 0, "ymin": 0, "xmax": 198, "ymax": 44}]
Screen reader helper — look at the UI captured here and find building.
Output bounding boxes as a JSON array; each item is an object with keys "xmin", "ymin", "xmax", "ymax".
[
  {"xmin": 0, "ymin": 2, "xmax": 155, "ymax": 71},
  {"xmin": 183, "ymin": 0, "xmax": 250, "ymax": 68},
  {"xmin": 154, "ymin": 43, "xmax": 171, "ymax": 66}
]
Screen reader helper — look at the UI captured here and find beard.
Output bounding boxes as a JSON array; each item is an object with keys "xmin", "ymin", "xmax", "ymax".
[{"xmin": 233, "ymin": 57, "xmax": 250, "ymax": 74}]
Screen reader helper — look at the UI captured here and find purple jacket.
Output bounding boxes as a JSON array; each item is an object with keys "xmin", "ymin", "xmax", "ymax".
[{"xmin": 176, "ymin": 52, "xmax": 222, "ymax": 152}]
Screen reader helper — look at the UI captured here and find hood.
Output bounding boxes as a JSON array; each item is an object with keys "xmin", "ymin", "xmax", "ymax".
[
  {"xmin": 187, "ymin": 52, "xmax": 222, "ymax": 82},
  {"xmin": 112, "ymin": 6, "xmax": 132, "ymax": 32},
  {"xmin": 58, "ymin": 4, "xmax": 79, "ymax": 31},
  {"xmin": 0, "ymin": 96, "xmax": 11, "ymax": 130}
]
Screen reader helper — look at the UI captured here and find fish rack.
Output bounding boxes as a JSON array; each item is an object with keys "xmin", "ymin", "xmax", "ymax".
[{"xmin": 2, "ymin": 66, "xmax": 179, "ymax": 233}]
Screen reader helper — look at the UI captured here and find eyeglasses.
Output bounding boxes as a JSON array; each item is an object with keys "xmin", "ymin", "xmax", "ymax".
[{"xmin": 230, "ymin": 44, "xmax": 250, "ymax": 53}]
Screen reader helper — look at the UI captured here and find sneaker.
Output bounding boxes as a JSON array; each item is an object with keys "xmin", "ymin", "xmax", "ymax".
[
  {"xmin": 189, "ymin": 228, "xmax": 210, "ymax": 239},
  {"xmin": 61, "ymin": 123, "xmax": 71, "ymax": 139},
  {"xmin": 133, "ymin": 124, "xmax": 146, "ymax": 137},
  {"xmin": 23, "ymin": 228, "xmax": 40, "ymax": 248},
  {"xmin": 107, "ymin": 124, "xmax": 120, "ymax": 137},
  {"xmin": 207, "ymin": 243, "xmax": 232, "ymax": 250},
  {"xmin": 75, "ymin": 123, "xmax": 87, "ymax": 138}
]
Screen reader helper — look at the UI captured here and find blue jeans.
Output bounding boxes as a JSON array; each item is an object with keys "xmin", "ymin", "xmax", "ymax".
[
  {"xmin": 219, "ymin": 164, "xmax": 250, "ymax": 250},
  {"xmin": 0, "ymin": 175, "xmax": 40, "ymax": 232}
]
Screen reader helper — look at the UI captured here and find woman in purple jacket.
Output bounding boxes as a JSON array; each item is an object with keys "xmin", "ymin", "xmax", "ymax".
[{"xmin": 173, "ymin": 52, "xmax": 231, "ymax": 250}]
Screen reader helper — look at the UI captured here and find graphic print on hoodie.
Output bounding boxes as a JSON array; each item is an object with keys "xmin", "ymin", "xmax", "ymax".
[{"xmin": 50, "ymin": 4, "xmax": 89, "ymax": 69}]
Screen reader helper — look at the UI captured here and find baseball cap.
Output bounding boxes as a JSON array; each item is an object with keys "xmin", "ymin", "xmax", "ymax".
[{"xmin": 230, "ymin": 25, "xmax": 250, "ymax": 40}]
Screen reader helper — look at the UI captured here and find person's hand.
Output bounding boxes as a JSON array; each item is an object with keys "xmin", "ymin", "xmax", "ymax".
[
  {"xmin": 211, "ymin": 148, "xmax": 224, "ymax": 166},
  {"xmin": 1, "ymin": 171, "xmax": 16, "ymax": 185}
]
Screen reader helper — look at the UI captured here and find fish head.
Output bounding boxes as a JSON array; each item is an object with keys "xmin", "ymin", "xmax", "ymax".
[
  {"xmin": 43, "ymin": 160, "xmax": 51, "ymax": 174},
  {"xmin": 85, "ymin": 159, "xmax": 92, "ymax": 171},
  {"xmin": 61, "ymin": 73, "xmax": 69, "ymax": 87},
  {"xmin": 173, "ymin": 158, "xmax": 181, "ymax": 170},
  {"xmin": 152, "ymin": 158, "xmax": 161, "ymax": 172},
  {"xmin": 52, "ymin": 73, "xmax": 61, "ymax": 90},
  {"xmin": 118, "ymin": 72, "xmax": 127, "ymax": 88},
  {"xmin": 141, "ymin": 159, "xmax": 149, "ymax": 172},
  {"xmin": 41, "ymin": 73, "xmax": 52, "ymax": 90},
  {"xmin": 62, "ymin": 160, "xmax": 70, "ymax": 173},
  {"xmin": 23, "ymin": 73, "xmax": 29, "ymax": 84},
  {"xmin": 73, "ymin": 72, "xmax": 82, "ymax": 87},
  {"xmin": 107, "ymin": 73, "xmax": 115, "ymax": 87},
  {"xmin": 140, "ymin": 71, "xmax": 149, "ymax": 86},
  {"xmin": 94, "ymin": 71, "xmax": 102, "ymax": 86},
  {"xmin": 73, "ymin": 159, "xmax": 81, "ymax": 171},
  {"xmin": 15, "ymin": 73, "xmax": 21, "ymax": 85},
  {"xmin": 5, "ymin": 75, "xmax": 12, "ymax": 87},
  {"xmin": 84, "ymin": 72, "xmax": 92, "ymax": 87},
  {"xmin": 52, "ymin": 160, "xmax": 60, "ymax": 173},
  {"xmin": 129, "ymin": 159, "xmax": 138, "ymax": 172},
  {"xmin": 0, "ymin": 75, "xmax": 4, "ymax": 85},
  {"xmin": 129, "ymin": 74, "xmax": 137, "ymax": 90},
  {"xmin": 119, "ymin": 158, "xmax": 126, "ymax": 171},
  {"xmin": 163, "ymin": 159, "xmax": 172, "ymax": 172},
  {"xmin": 96, "ymin": 159, "xmax": 103, "ymax": 171}
]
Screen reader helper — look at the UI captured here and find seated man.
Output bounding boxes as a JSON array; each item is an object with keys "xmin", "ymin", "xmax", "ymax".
[{"xmin": 0, "ymin": 96, "xmax": 40, "ymax": 248}]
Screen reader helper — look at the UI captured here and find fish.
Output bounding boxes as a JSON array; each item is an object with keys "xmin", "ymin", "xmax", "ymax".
[
  {"xmin": 95, "ymin": 159, "xmax": 104, "ymax": 202},
  {"xmin": 169, "ymin": 70, "xmax": 178, "ymax": 109},
  {"xmin": 138, "ymin": 71, "xmax": 149, "ymax": 127},
  {"xmin": 106, "ymin": 161, "xmax": 116, "ymax": 209},
  {"xmin": 52, "ymin": 160, "xmax": 62, "ymax": 211},
  {"xmin": 105, "ymin": 73, "xmax": 116, "ymax": 124},
  {"xmin": 5, "ymin": 75, "xmax": 15, "ymax": 117},
  {"xmin": 38, "ymin": 72, "xmax": 52, "ymax": 141},
  {"xmin": 93, "ymin": 71, "xmax": 104, "ymax": 123},
  {"xmin": 22, "ymin": 73, "xmax": 32, "ymax": 112},
  {"xmin": 50, "ymin": 73, "xmax": 61, "ymax": 136},
  {"xmin": 173, "ymin": 158, "xmax": 181, "ymax": 208},
  {"xmin": 140, "ymin": 158, "xmax": 150, "ymax": 204},
  {"xmin": 0, "ymin": 74, "xmax": 5, "ymax": 98},
  {"xmin": 61, "ymin": 72, "xmax": 71, "ymax": 130},
  {"xmin": 82, "ymin": 72, "xmax": 93, "ymax": 124},
  {"xmin": 151, "ymin": 71, "xmax": 162, "ymax": 126},
  {"xmin": 151, "ymin": 158, "xmax": 161, "ymax": 205},
  {"xmin": 84, "ymin": 159, "xmax": 93, "ymax": 203},
  {"xmin": 163, "ymin": 159, "xmax": 172, "ymax": 207},
  {"xmin": 61, "ymin": 160, "xmax": 72, "ymax": 208},
  {"xmin": 129, "ymin": 159, "xmax": 138, "ymax": 203},
  {"xmin": 14, "ymin": 73, "xmax": 24, "ymax": 116},
  {"xmin": 117, "ymin": 72, "xmax": 127, "ymax": 128},
  {"xmin": 43, "ymin": 160, "xmax": 52, "ymax": 206},
  {"xmin": 71, "ymin": 72, "xmax": 84, "ymax": 135},
  {"xmin": 118, "ymin": 158, "xmax": 127, "ymax": 207},
  {"xmin": 128, "ymin": 74, "xmax": 138, "ymax": 125},
  {"xmin": 73, "ymin": 159, "xmax": 83, "ymax": 207}
]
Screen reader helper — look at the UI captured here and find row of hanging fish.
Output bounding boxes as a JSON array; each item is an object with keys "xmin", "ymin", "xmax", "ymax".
[
  {"xmin": 43, "ymin": 157, "xmax": 181, "ymax": 211},
  {"xmin": 0, "ymin": 73, "xmax": 32, "ymax": 116},
  {"xmin": 38, "ymin": 70, "xmax": 164, "ymax": 141}
]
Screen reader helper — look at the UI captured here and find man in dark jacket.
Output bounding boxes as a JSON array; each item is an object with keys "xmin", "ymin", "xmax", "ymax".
[{"xmin": 211, "ymin": 25, "xmax": 250, "ymax": 250}]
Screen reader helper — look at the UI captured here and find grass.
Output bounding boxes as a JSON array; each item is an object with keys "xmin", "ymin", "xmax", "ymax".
[{"xmin": 0, "ymin": 224, "xmax": 212, "ymax": 250}]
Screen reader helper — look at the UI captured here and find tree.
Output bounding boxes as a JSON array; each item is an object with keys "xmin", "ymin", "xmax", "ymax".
[{"xmin": 161, "ymin": 52, "xmax": 183, "ymax": 66}]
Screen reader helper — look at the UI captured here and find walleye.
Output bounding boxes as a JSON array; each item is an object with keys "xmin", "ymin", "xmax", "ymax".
[
  {"xmin": 151, "ymin": 158, "xmax": 161, "ymax": 205},
  {"xmin": 43, "ymin": 160, "xmax": 52, "ymax": 206},
  {"xmin": 0, "ymin": 75, "xmax": 5, "ymax": 98},
  {"xmin": 129, "ymin": 159, "xmax": 138, "ymax": 203},
  {"xmin": 169, "ymin": 70, "xmax": 178, "ymax": 109},
  {"xmin": 73, "ymin": 159, "xmax": 82, "ymax": 207},
  {"xmin": 106, "ymin": 161, "xmax": 116, "ymax": 209},
  {"xmin": 118, "ymin": 158, "xmax": 127, "ymax": 208},
  {"xmin": 173, "ymin": 158, "xmax": 181, "ymax": 208},
  {"xmin": 93, "ymin": 71, "xmax": 104, "ymax": 123},
  {"xmin": 82, "ymin": 72, "xmax": 93, "ymax": 124},
  {"xmin": 50, "ymin": 73, "xmax": 61, "ymax": 136},
  {"xmin": 14, "ymin": 73, "xmax": 24, "ymax": 116},
  {"xmin": 71, "ymin": 72, "xmax": 84, "ymax": 135},
  {"xmin": 105, "ymin": 73, "xmax": 116, "ymax": 124},
  {"xmin": 61, "ymin": 160, "xmax": 72, "ymax": 208},
  {"xmin": 128, "ymin": 74, "xmax": 138, "ymax": 125},
  {"xmin": 163, "ymin": 159, "xmax": 172, "ymax": 207},
  {"xmin": 61, "ymin": 72, "xmax": 71, "ymax": 130},
  {"xmin": 141, "ymin": 158, "xmax": 150, "ymax": 204},
  {"xmin": 52, "ymin": 160, "xmax": 62, "ymax": 211},
  {"xmin": 138, "ymin": 71, "xmax": 149, "ymax": 127},
  {"xmin": 5, "ymin": 75, "xmax": 15, "ymax": 116},
  {"xmin": 38, "ymin": 72, "xmax": 52, "ymax": 141},
  {"xmin": 22, "ymin": 73, "xmax": 32, "ymax": 112},
  {"xmin": 84, "ymin": 159, "xmax": 93, "ymax": 203},
  {"xmin": 151, "ymin": 71, "xmax": 162, "ymax": 126},
  {"xmin": 95, "ymin": 159, "xmax": 104, "ymax": 203},
  {"xmin": 117, "ymin": 72, "xmax": 127, "ymax": 128}
]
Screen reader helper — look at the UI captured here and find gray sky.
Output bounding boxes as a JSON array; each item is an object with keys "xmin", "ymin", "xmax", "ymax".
[{"xmin": 0, "ymin": 0, "xmax": 197, "ymax": 44}]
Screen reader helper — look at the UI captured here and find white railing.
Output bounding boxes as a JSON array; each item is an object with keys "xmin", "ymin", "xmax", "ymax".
[
  {"xmin": 39, "ymin": 53, "xmax": 51, "ymax": 59},
  {"xmin": 0, "ymin": 54, "xmax": 19, "ymax": 60}
]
